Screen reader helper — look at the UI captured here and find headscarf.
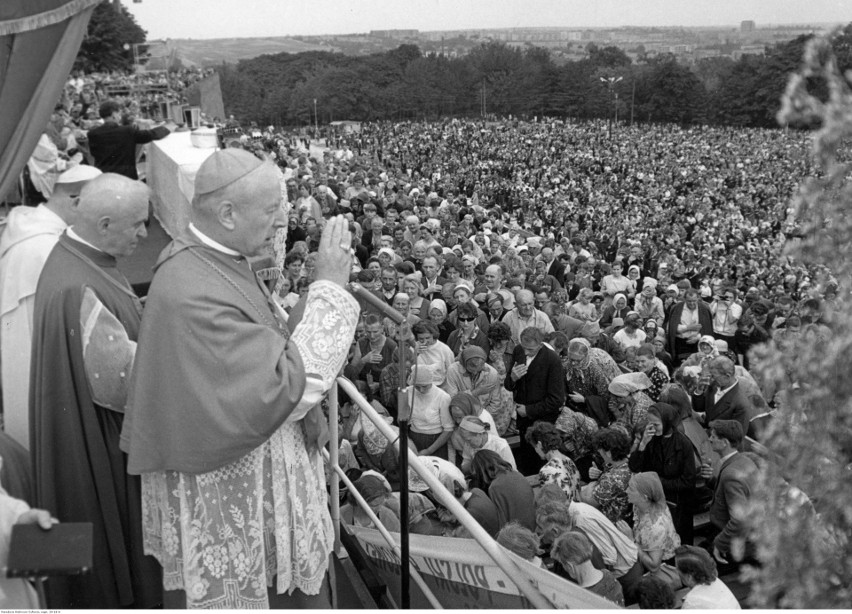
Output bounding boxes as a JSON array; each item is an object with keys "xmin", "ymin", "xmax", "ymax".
[
  {"xmin": 631, "ymin": 472, "xmax": 666, "ymax": 507},
  {"xmin": 627, "ymin": 265, "xmax": 641, "ymax": 280},
  {"xmin": 613, "ymin": 293, "xmax": 628, "ymax": 309},
  {"xmin": 608, "ymin": 372, "xmax": 652, "ymax": 397},
  {"xmin": 430, "ymin": 299, "xmax": 448, "ymax": 318},
  {"xmin": 567, "ymin": 337, "xmax": 593, "ymax": 369},
  {"xmin": 647, "ymin": 402, "xmax": 681, "ymax": 436},
  {"xmin": 698, "ymin": 334, "xmax": 718, "ymax": 355},
  {"xmin": 461, "ymin": 345, "xmax": 487, "ymax": 364},
  {"xmin": 449, "ymin": 391, "xmax": 480, "ymax": 418}
]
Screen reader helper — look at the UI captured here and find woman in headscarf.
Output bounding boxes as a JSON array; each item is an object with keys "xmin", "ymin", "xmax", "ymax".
[
  {"xmin": 526, "ymin": 421, "xmax": 582, "ymax": 503},
  {"xmin": 447, "ymin": 392, "xmax": 498, "ymax": 465},
  {"xmin": 628, "ymin": 403, "xmax": 698, "ymax": 545},
  {"xmin": 599, "ymin": 293, "xmax": 631, "ymax": 329},
  {"xmin": 349, "ymin": 473, "xmax": 401, "ymax": 531},
  {"xmin": 428, "ymin": 298, "xmax": 456, "ymax": 343},
  {"xmin": 680, "ymin": 334, "xmax": 719, "ymax": 395},
  {"xmin": 564, "ymin": 338, "xmax": 622, "ymax": 428},
  {"xmin": 455, "ymin": 416, "xmax": 516, "ymax": 474},
  {"xmin": 626, "ymin": 264, "xmax": 642, "ymax": 300},
  {"xmin": 618, "ymin": 472, "xmax": 681, "ymax": 587},
  {"xmin": 582, "ymin": 427, "xmax": 633, "ymax": 524},
  {"xmin": 608, "ymin": 371, "xmax": 654, "ymax": 433}
]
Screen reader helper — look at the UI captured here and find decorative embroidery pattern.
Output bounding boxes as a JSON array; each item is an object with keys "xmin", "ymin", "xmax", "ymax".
[
  {"xmin": 289, "ymin": 281, "xmax": 360, "ymax": 388},
  {"xmin": 141, "ymin": 422, "xmax": 333, "ymax": 609}
]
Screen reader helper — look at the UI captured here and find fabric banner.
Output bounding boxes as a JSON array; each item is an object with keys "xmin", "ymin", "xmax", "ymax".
[
  {"xmin": 347, "ymin": 524, "xmax": 619, "ymax": 609},
  {"xmin": 0, "ymin": 0, "xmax": 100, "ymax": 203}
]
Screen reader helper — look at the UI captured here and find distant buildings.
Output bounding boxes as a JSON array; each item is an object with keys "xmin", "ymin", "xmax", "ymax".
[{"xmin": 741, "ymin": 20, "xmax": 756, "ymax": 32}]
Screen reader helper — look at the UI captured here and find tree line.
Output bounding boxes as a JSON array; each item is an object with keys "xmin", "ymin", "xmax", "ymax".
[{"xmin": 217, "ymin": 25, "xmax": 852, "ymax": 130}]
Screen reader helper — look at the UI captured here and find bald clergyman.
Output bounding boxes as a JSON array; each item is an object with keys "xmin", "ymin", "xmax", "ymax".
[
  {"xmin": 121, "ymin": 149, "xmax": 359, "ymax": 608},
  {"xmin": 29, "ymin": 173, "xmax": 162, "ymax": 608}
]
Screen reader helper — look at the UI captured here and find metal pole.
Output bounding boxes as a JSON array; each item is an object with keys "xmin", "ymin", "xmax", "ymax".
[
  {"xmin": 630, "ymin": 79, "xmax": 635, "ymax": 126},
  {"xmin": 347, "ymin": 283, "xmax": 411, "ymax": 608},
  {"xmin": 336, "ymin": 378, "xmax": 556, "ymax": 609},
  {"xmin": 329, "ymin": 384, "xmax": 341, "ymax": 553},
  {"xmin": 614, "ymin": 92, "xmax": 619, "ymax": 125},
  {"xmin": 314, "ymin": 98, "xmax": 318, "ymax": 136},
  {"xmin": 398, "ymin": 355, "xmax": 410, "ymax": 609}
]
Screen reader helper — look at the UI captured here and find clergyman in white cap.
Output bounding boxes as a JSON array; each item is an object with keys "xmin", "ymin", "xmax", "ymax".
[
  {"xmin": 122, "ymin": 148, "xmax": 360, "ymax": 608},
  {"xmin": 0, "ymin": 164, "xmax": 101, "ymax": 449}
]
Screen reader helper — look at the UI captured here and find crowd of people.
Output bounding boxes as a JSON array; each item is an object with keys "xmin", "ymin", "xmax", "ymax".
[
  {"xmin": 253, "ymin": 116, "xmax": 834, "ymax": 607},
  {"xmin": 0, "ymin": 98, "xmax": 838, "ymax": 608},
  {"xmin": 18, "ymin": 68, "xmax": 216, "ymax": 205}
]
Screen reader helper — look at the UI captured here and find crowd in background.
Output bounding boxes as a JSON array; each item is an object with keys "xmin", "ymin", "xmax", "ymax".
[
  {"xmin": 9, "ymin": 86, "xmax": 839, "ymax": 606},
  {"xmin": 224, "ymin": 116, "xmax": 836, "ymax": 607}
]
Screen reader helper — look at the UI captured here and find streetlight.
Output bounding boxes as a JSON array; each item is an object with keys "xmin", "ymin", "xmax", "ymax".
[
  {"xmin": 599, "ymin": 76, "xmax": 622, "ymax": 138},
  {"xmin": 313, "ymin": 98, "xmax": 318, "ymax": 139}
]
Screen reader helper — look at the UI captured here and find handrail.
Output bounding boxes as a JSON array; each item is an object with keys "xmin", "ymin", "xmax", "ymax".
[
  {"xmin": 334, "ymin": 376, "xmax": 554, "ymax": 609},
  {"xmin": 322, "ymin": 447, "xmax": 444, "ymax": 609}
]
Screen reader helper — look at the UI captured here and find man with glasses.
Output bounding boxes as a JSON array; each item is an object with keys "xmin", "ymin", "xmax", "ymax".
[
  {"xmin": 502, "ymin": 289, "xmax": 554, "ymax": 345},
  {"xmin": 504, "ymin": 326, "xmax": 566, "ymax": 475}
]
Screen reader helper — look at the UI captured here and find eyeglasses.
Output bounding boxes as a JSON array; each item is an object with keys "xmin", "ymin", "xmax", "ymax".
[{"xmin": 458, "ymin": 316, "xmax": 476, "ymax": 322}]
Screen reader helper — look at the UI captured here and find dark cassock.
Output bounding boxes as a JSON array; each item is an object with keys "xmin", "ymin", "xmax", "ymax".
[{"xmin": 29, "ymin": 232, "xmax": 161, "ymax": 608}]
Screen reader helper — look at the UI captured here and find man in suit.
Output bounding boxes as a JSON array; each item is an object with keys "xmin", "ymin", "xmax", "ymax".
[
  {"xmin": 87, "ymin": 100, "xmax": 172, "ymax": 179},
  {"xmin": 420, "ymin": 255, "xmax": 446, "ymax": 301},
  {"xmin": 504, "ymin": 326, "xmax": 566, "ymax": 475},
  {"xmin": 541, "ymin": 247, "xmax": 565, "ymax": 286},
  {"xmin": 665, "ymin": 288, "xmax": 713, "ymax": 365},
  {"xmin": 695, "ymin": 356, "xmax": 750, "ymax": 434},
  {"xmin": 700, "ymin": 420, "xmax": 759, "ymax": 566}
]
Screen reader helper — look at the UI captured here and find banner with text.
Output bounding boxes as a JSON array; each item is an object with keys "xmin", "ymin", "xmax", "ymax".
[{"xmin": 347, "ymin": 524, "xmax": 619, "ymax": 609}]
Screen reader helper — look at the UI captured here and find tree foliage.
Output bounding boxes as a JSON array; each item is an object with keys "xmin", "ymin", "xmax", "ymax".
[
  {"xmin": 215, "ymin": 26, "xmax": 852, "ymax": 128},
  {"xmin": 744, "ymin": 30, "xmax": 852, "ymax": 608},
  {"xmin": 74, "ymin": 1, "xmax": 146, "ymax": 73}
]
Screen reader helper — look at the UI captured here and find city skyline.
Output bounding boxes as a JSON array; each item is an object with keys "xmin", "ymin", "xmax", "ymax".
[{"xmin": 125, "ymin": 0, "xmax": 849, "ymax": 40}]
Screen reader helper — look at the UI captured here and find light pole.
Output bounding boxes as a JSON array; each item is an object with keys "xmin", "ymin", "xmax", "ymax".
[
  {"xmin": 599, "ymin": 75, "xmax": 622, "ymax": 138},
  {"xmin": 313, "ymin": 98, "xmax": 318, "ymax": 138}
]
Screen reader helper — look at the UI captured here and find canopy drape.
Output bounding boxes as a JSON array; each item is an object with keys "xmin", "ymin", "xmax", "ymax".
[{"xmin": 0, "ymin": 0, "xmax": 101, "ymax": 202}]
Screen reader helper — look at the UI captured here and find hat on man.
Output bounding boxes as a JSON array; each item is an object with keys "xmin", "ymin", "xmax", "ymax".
[
  {"xmin": 55, "ymin": 165, "xmax": 102, "ymax": 184},
  {"xmin": 195, "ymin": 148, "xmax": 266, "ymax": 196}
]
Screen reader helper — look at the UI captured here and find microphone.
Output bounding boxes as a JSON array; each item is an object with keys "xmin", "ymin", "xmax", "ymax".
[{"xmin": 346, "ymin": 282, "xmax": 406, "ymax": 324}]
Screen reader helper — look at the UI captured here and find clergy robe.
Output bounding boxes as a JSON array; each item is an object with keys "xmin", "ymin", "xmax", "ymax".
[
  {"xmin": 29, "ymin": 233, "xmax": 161, "ymax": 608},
  {"xmin": 121, "ymin": 230, "xmax": 359, "ymax": 608},
  {"xmin": 0, "ymin": 204, "xmax": 66, "ymax": 450}
]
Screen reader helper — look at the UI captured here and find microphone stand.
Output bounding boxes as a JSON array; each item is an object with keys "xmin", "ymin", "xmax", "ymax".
[{"xmin": 347, "ymin": 282, "xmax": 414, "ymax": 608}]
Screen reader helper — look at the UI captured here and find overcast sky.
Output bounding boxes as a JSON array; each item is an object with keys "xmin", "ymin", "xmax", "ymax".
[{"xmin": 124, "ymin": 0, "xmax": 849, "ymax": 40}]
